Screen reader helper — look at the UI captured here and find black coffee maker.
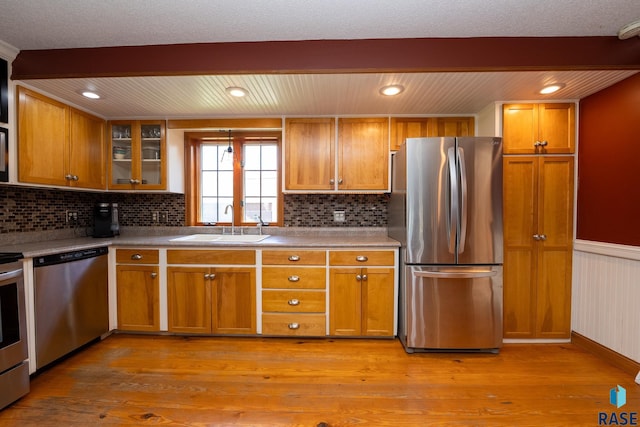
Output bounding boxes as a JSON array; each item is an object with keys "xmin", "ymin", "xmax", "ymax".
[{"xmin": 93, "ymin": 202, "xmax": 113, "ymax": 237}]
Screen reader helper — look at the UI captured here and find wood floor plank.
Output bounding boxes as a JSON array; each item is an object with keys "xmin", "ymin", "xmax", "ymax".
[{"xmin": 0, "ymin": 334, "xmax": 637, "ymax": 426}]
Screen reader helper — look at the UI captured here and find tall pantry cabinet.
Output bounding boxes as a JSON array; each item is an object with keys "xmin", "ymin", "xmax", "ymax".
[{"xmin": 502, "ymin": 103, "xmax": 575, "ymax": 339}]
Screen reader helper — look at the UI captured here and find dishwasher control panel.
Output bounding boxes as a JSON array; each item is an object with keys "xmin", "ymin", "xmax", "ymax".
[{"xmin": 34, "ymin": 246, "xmax": 109, "ymax": 267}]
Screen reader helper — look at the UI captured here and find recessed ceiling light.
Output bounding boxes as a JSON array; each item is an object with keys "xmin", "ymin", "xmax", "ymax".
[
  {"xmin": 81, "ymin": 90, "xmax": 101, "ymax": 99},
  {"xmin": 226, "ymin": 87, "xmax": 248, "ymax": 97},
  {"xmin": 539, "ymin": 83, "xmax": 566, "ymax": 95},
  {"xmin": 618, "ymin": 19, "xmax": 640, "ymax": 40},
  {"xmin": 380, "ymin": 85, "xmax": 405, "ymax": 96}
]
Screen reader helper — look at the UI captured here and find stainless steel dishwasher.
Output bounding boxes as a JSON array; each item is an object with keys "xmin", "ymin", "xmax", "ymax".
[{"xmin": 33, "ymin": 247, "xmax": 109, "ymax": 370}]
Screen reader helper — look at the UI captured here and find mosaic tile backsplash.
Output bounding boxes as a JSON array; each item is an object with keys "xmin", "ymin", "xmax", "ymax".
[{"xmin": 0, "ymin": 185, "xmax": 389, "ymax": 235}]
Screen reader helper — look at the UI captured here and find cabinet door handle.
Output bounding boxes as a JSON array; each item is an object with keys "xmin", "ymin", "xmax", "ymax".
[
  {"xmin": 131, "ymin": 254, "xmax": 143, "ymax": 260},
  {"xmin": 288, "ymin": 275, "xmax": 300, "ymax": 282},
  {"xmin": 288, "ymin": 323, "xmax": 300, "ymax": 330},
  {"xmin": 539, "ymin": 140, "xmax": 548, "ymax": 147},
  {"xmin": 356, "ymin": 255, "xmax": 368, "ymax": 262},
  {"xmin": 72, "ymin": 175, "xmax": 79, "ymax": 181},
  {"xmin": 361, "ymin": 274, "xmax": 368, "ymax": 281},
  {"xmin": 338, "ymin": 178, "xmax": 343, "ymax": 184},
  {"xmin": 65, "ymin": 174, "xmax": 73, "ymax": 181},
  {"xmin": 539, "ymin": 234, "xmax": 547, "ymax": 241},
  {"xmin": 288, "ymin": 299, "xmax": 300, "ymax": 306},
  {"xmin": 356, "ymin": 274, "xmax": 362, "ymax": 281},
  {"xmin": 288, "ymin": 255, "xmax": 300, "ymax": 262},
  {"xmin": 150, "ymin": 272, "xmax": 157, "ymax": 279},
  {"xmin": 329, "ymin": 179, "xmax": 335, "ymax": 185},
  {"xmin": 204, "ymin": 273, "xmax": 216, "ymax": 280},
  {"xmin": 533, "ymin": 234, "xmax": 540, "ymax": 240}
]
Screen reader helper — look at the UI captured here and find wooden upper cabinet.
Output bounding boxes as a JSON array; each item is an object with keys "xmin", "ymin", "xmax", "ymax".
[
  {"xmin": 390, "ymin": 117, "xmax": 475, "ymax": 150},
  {"xmin": 435, "ymin": 117, "xmax": 475, "ymax": 138},
  {"xmin": 69, "ymin": 109, "xmax": 106, "ymax": 189},
  {"xmin": 18, "ymin": 87, "xmax": 69, "ymax": 187},
  {"xmin": 502, "ymin": 103, "xmax": 575, "ymax": 154},
  {"xmin": 390, "ymin": 117, "xmax": 432, "ymax": 151},
  {"xmin": 109, "ymin": 120, "xmax": 166, "ymax": 190},
  {"xmin": 285, "ymin": 118, "xmax": 335, "ymax": 191},
  {"xmin": 17, "ymin": 86, "xmax": 106, "ymax": 189},
  {"xmin": 338, "ymin": 117, "xmax": 389, "ymax": 191}
]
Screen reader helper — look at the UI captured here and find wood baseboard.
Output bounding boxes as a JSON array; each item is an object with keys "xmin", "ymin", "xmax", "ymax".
[{"xmin": 571, "ymin": 331, "xmax": 640, "ymax": 376}]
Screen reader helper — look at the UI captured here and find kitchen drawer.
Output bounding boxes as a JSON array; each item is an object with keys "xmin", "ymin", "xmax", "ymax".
[
  {"xmin": 261, "ymin": 313, "xmax": 326, "ymax": 336},
  {"xmin": 262, "ymin": 290, "xmax": 326, "ymax": 313},
  {"xmin": 167, "ymin": 249, "xmax": 255, "ymax": 265},
  {"xmin": 329, "ymin": 250, "xmax": 395, "ymax": 266},
  {"xmin": 116, "ymin": 249, "xmax": 159, "ymax": 264},
  {"xmin": 262, "ymin": 250, "xmax": 326, "ymax": 265},
  {"xmin": 262, "ymin": 267, "xmax": 326, "ymax": 289}
]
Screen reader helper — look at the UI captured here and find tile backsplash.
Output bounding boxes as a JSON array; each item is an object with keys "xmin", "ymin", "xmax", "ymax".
[
  {"xmin": 0, "ymin": 184, "xmax": 388, "ymax": 236},
  {"xmin": 283, "ymin": 194, "xmax": 388, "ymax": 227}
]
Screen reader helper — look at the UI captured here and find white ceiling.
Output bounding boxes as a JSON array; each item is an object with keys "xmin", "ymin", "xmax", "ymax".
[
  {"xmin": 1, "ymin": 0, "xmax": 639, "ymax": 119},
  {"xmin": 1, "ymin": 0, "xmax": 639, "ymax": 49}
]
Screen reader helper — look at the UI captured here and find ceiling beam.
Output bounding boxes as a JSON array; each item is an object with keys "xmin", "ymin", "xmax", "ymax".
[{"xmin": 11, "ymin": 37, "xmax": 640, "ymax": 80}]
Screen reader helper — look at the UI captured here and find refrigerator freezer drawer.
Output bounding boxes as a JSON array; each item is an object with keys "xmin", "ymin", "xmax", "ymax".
[{"xmin": 404, "ymin": 265, "xmax": 503, "ymax": 351}]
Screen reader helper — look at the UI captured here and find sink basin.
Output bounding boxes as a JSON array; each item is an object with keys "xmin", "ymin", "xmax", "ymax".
[{"xmin": 170, "ymin": 234, "xmax": 270, "ymax": 243}]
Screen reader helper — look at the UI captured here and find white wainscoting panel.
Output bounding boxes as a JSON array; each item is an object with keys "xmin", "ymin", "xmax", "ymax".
[{"xmin": 572, "ymin": 240, "xmax": 640, "ymax": 363}]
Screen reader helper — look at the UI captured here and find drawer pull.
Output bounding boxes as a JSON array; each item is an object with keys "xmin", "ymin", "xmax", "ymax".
[
  {"xmin": 288, "ymin": 255, "xmax": 300, "ymax": 262},
  {"xmin": 356, "ymin": 255, "xmax": 368, "ymax": 262},
  {"xmin": 131, "ymin": 254, "xmax": 143, "ymax": 260},
  {"xmin": 288, "ymin": 323, "xmax": 300, "ymax": 330},
  {"xmin": 288, "ymin": 299, "xmax": 300, "ymax": 306},
  {"xmin": 150, "ymin": 272, "xmax": 157, "ymax": 279},
  {"xmin": 288, "ymin": 275, "xmax": 300, "ymax": 282}
]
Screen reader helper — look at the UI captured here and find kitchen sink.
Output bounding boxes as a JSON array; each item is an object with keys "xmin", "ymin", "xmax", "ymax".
[{"xmin": 169, "ymin": 234, "xmax": 271, "ymax": 243}]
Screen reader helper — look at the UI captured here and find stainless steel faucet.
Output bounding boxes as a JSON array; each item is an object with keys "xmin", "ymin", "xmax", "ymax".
[{"xmin": 224, "ymin": 204, "xmax": 235, "ymax": 235}]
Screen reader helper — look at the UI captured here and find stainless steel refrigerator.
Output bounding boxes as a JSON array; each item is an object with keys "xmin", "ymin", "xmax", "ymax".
[{"xmin": 389, "ymin": 137, "xmax": 503, "ymax": 353}]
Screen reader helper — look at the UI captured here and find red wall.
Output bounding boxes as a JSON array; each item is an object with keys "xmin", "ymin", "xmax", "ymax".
[{"xmin": 577, "ymin": 73, "xmax": 640, "ymax": 246}]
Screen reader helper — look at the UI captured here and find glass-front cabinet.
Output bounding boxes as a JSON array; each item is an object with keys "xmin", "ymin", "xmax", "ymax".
[{"xmin": 109, "ymin": 120, "xmax": 166, "ymax": 190}]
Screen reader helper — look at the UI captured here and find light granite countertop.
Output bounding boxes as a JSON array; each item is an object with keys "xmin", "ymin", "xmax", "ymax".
[{"xmin": 0, "ymin": 227, "xmax": 400, "ymax": 258}]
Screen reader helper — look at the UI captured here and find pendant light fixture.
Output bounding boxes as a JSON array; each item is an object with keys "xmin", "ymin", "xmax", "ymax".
[{"xmin": 221, "ymin": 130, "xmax": 234, "ymax": 163}]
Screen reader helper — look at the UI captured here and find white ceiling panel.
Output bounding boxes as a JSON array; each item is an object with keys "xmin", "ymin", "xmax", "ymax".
[{"xmin": 19, "ymin": 70, "xmax": 638, "ymax": 119}]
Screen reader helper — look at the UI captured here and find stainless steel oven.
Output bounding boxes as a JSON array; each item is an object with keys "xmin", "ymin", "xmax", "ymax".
[{"xmin": 0, "ymin": 254, "xmax": 29, "ymax": 410}]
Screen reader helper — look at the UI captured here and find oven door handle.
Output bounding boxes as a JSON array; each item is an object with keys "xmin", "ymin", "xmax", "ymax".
[{"xmin": 0, "ymin": 269, "xmax": 23, "ymax": 282}]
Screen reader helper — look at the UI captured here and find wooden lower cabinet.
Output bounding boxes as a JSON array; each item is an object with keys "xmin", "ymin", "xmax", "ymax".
[
  {"xmin": 261, "ymin": 249, "xmax": 327, "ymax": 336},
  {"xmin": 167, "ymin": 266, "xmax": 256, "ymax": 335},
  {"xmin": 503, "ymin": 156, "xmax": 574, "ymax": 339},
  {"xmin": 115, "ymin": 249, "xmax": 160, "ymax": 332},
  {"xmin": 329, "ymin": 267, "xmax": 395, "ymax": 336},
  {"xmin": 329, "ymin": 250, "xmax": 395, "ymax": 337}
]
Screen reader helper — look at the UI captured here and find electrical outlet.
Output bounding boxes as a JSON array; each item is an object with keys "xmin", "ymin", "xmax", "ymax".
[
  {"xmin": 333, "ymin": 210, "xmax": 346, "ymax": 222},
  {"xmin": 66, "ymin": 210, "xmax": 78, "ymax": 223},
  {"xmin": 152, "ymin": 212, "xmax": 159, "ymax": 222},
  {"xmin": 159, "ymin": 211, "xmax": 168, "ymax": 223}
]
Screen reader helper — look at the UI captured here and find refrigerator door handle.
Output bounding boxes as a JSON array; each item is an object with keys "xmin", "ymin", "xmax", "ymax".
[
  {"xmin": 413, "ymin": 270, "xmax": 498, "ymax": 279},
  {"xmin": 457, "ymin": 147, "xmax": 468, "ymax": 254},
  {"xmin": 447, "ymin": 147, "xmax": 459, "ymax": 255}
]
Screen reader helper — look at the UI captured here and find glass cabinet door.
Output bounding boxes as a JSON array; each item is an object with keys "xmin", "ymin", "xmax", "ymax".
[
  {"xmin": 140, "ymin": 123, "xmax": 162, "ymax": 186},
  {"xmin": 111, "ymin": 123, "xmax": 133, "ymax": 185}
]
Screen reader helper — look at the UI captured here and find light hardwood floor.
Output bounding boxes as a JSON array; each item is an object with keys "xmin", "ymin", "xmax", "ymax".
[{"xmin": 0, "ymin": 334, "xmax": 638, "ymax": 426}]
